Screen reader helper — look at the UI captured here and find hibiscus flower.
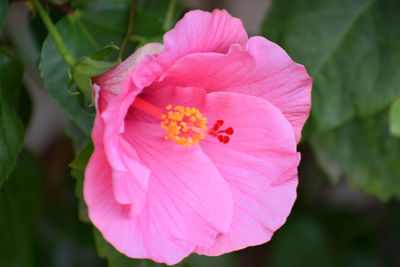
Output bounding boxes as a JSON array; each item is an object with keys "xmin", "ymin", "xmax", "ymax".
[{"xmin": 84, "ymin": 9, "xmax": 312, "ymax": 265}]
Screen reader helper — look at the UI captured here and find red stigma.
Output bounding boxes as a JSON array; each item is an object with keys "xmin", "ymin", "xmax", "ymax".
[
  {"xmin": 224, "ymin": 127, "xmax": 234, "ymax": 135},
  {"xmin": 217, "ymin": 135, "xmax": 230, "ymax": 144},
  {"xmin": 211, "ymin": 120, "xmax": 233, "ymax": 144},
  {"xmin": 213, "ymin": 120, "xmax": 224, "ymax": 131}
]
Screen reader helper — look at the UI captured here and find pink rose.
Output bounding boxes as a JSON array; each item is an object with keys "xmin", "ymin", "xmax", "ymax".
[{"xmin": 84, "ymin": 9, "xmax": 312, "ymax": 265}]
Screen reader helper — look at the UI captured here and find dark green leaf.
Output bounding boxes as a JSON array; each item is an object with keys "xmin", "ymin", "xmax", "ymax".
[
  {"xmin": 0, "ymin": 48, "xmax": 25, "ymax": 186},
  {"xmin": 311, "ymin": 110, "xmax": 400, "ymax": 200},
  {"xmin": 262, "ymin": 0, "xmax": 400, "ymax": 135},
  {"xmin": 0, "ymin": 149, "xmax": 42, "ymax": 267},
  {"xmin": 389, "ymin": 97, "xmax": 400, "ymax": 136},
  {"xmin": 0, "ymin": 0, "xmax": 8, "ymax": 32},
  {"xmin": 69, "ymin": 141, "xmax": 94, "ymax": 170}
]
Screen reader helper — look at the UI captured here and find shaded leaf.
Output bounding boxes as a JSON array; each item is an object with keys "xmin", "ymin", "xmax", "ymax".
[
  {"xmin": 311, "ymin": 111, "xmax": 400, "ymax": 200},
  {"xmin": 0, "ymin": 149, "xmax": 42, "ymax": 267},
  {"xmin": 0, "ymin": 48, "xmax": 24, "ymax": 186},
  {"xmin": 262, "ymin": 0, "xmax": 400, "ymax": 135}
]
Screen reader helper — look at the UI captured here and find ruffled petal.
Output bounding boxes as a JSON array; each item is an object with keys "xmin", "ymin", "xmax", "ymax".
[
  {"xmin": 162, "ymin": 9, "xmax": 248, "ymax": 65},
  {"xmin": 100, "ymin": 65, "xmax": 151, "ymax": 215},
  {"xmin": 94, "ymin": 43, "xmax": 163, "ymax": 95},
  {"xmin": 198, "ymin": 92, "xmax": 299, "ymax": 254},
  {"xmin": 158, "ymin": 37, "xmax": 312, "ymax": 142},
  {"xmin": 132, "ymin": 9, "xmax": 248, "ymax": 89}
]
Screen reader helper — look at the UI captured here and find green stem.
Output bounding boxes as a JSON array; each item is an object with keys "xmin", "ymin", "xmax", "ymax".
[
  {"xmin": 31, "ymin": 0, "xmax": 76, "ymax": 68},
  {"xmin": 163, "ymin": 0, "xmax": 177, "ymax": 31},
  {"xmin": 118, "ymin": 0, "xmax": 136, "ymax": 62}
]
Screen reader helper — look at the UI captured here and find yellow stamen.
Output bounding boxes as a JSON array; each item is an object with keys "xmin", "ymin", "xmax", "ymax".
[{"xmin": 160, "ymin": 105, "xmax": 208, "ymax": 147}]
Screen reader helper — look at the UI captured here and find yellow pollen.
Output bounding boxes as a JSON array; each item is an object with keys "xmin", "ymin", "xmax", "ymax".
[{"xmin": 160, "ymin": 105, "xmax": 208, "ymax": 147}]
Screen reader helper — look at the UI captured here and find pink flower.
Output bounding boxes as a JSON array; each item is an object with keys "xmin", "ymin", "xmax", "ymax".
[{"xmin": 84, "ymin": 9, "xmax": 312, "ymax": 265}]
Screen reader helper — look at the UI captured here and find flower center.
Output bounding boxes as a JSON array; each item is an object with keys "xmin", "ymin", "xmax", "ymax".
[
  {"xmin": 161, "ymin": 105, "xmax": 207, "ymax": 147},
  {"xmin": 131, "ymin": 97, "xmax": 234, "ymax": 147}
]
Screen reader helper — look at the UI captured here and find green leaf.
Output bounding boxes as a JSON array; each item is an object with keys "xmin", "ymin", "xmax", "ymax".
[
  {"xmin": 72, "ymin": 57, "xmax": 118, "ymax": 99},
  {"xmin": 0, "ymin": 149, "xmax": 42, "ymax": 267},
  {"xmin": 311, "ymin": 110, "xmax": 400, "ymax": 200},
  {"xmin": 0, "ymin": 48, "xmax": 25, "ymax": 186},
  {"xmin": 0, "ymin": 0, "xmax": 8, "ymax": 32},
  {"xmin": 262, "ymin": 0, "xmax": 400, "ymax": 135},
  {"xmin": 389, "ymin": 97, "xmax": 400, "ymax": 136}
]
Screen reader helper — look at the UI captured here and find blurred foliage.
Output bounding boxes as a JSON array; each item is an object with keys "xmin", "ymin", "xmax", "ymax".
[
  {"xmin": 0, "ymin": 48, "xmax": 25, "ymax": 185},
  {"xmin": 311, "ymin": 111, "xmax": 400, "ymax": 200},
  {"xmin": 262, "ymin": 0, "xmax": 400, "ymax": 200},
  {"xmin": 0, "ymin": 149, "xmax": 41, "ymax": 267}
]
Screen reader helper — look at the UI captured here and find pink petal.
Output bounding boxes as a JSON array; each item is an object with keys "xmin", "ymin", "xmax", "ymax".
[
  {"xmin": 162, "ymin": 9, "xmax": 248, "ymax": 65},
  {"xmin": 85, "ymin": 118, "xmax": 234, "ymax": 264},
  {"xmin": 86, "ymin": 110, "xmax": 191, "ymax": 264},
  {"xmin": 132, "ymin": 9, "xmax": 248, "ymax": 89},
  {"xmin": 158, "ymin": 37, "xmax": 312, "ymax": 143},
  {"xmin": 198, "ymin": 92, "xmax": 299, "ymax": 254},
  {"xmin": 93, "ymin": 43, "xmax": 163, "ymax": 111}
]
